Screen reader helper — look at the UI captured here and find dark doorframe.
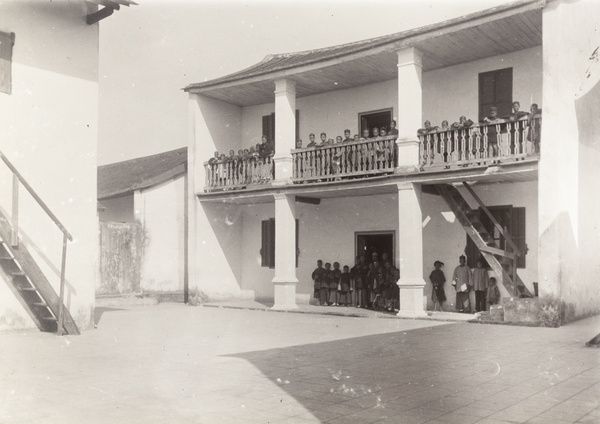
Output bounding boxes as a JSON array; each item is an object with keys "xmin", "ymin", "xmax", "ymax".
[{"xmin": 355, "ymin": 231, "xmax": 395, "ymax": 265}]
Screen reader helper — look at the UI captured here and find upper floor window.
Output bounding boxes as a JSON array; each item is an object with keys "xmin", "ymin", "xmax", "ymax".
[
  {"xmin": 359, "ymin": 108, "xmax": 393, "ymax": 137},
  {"xmin": 262, "ymin": 110, "xmax": 300, "ymax": 152},
  {"xmin": 479, "ymin": 68, "xmax": 512, "ymax": 122},
  {"xmin": 0, "ymin": 31, "xmax": 15, "ymax": 95}
]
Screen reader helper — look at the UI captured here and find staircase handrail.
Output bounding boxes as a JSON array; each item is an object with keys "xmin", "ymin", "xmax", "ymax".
[
  {"xmin": 0, "ymin": 150, "xmax": 73, "ymax": 335},
  {"xmin": 461, "ymin": 182, "xmax": 521, "ymax": 257},
  {"xmin": 0, "ymin": 151, "xmax": 73, "ymax": 242}
]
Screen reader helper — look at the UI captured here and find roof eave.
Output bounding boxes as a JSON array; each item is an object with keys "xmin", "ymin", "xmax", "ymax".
[{"xmin": 183, "ymin": 0, "xmax": 545, "ymax": 94}]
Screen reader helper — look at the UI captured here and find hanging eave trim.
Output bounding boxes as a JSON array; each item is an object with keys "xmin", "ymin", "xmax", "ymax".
[{"xmin": 86, "ymin": 0, "xmax": 138, "ymax": 25}]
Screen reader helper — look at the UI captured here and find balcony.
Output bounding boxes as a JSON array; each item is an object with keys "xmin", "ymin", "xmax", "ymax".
[
  {"xmin": 204, "ymin": 155, "xmax": 274, "ymax": 191},
  {"xmin": 292, "ymin": 136, "xmax": 398, "ymax": 182},
  {"xmin": 203, "ymin": 117, "xmax": 541, "ymax": 192},
  {"xmin": 418, "ymin": 116, "xmax": 541, "ymax": 170}
]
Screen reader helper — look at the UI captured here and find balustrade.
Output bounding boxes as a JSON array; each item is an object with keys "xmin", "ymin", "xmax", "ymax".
[
  {"xmin": 204, "ymin": 155, "xmax": 274, "ymax": 191},
  {"xmin": 418, "ymin": 116, "xmax": 540, "ymax": 169},
  {"xmin": 292, "ymin": 136, "xmax": 397, "ymax": 182}
]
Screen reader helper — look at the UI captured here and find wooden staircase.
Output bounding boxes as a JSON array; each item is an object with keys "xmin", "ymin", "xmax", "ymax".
[
  {"xmin": 0, "ymin": 213, "xmax": 80, "ymax": 335},
  {"xmin": 0, "ymin": 212, "xmax": 79, "ymax": 334},
  {"xmin": 434, "ymin": 183, "xmax": 532, "ymax": 297},
  {"xmin": 0, "ymin": 151, "xmax": 79, "ymax": 335}
]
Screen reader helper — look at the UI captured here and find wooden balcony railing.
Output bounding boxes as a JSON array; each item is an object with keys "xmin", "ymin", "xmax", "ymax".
[
  {"xmin": 204, "ymin": 155, "xmax": 274, "ymax": 191},
  {"xmin": 418, "ymin": 116, "xmax": 541, "ymax": 169},
  {"xmin": 292, "ymin": 135, "xmax": 397, "ymax": 182}
]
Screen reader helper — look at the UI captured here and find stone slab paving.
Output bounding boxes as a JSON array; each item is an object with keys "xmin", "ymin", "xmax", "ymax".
[{"xmin": 0, "ymin": 303, "xmax": 598, "ymax": 423}]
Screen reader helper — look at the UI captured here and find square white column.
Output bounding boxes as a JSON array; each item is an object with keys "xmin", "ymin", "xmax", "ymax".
[
  {"xmin": 396, "ymin": 182, "xmax": 428, "ymax": 318},
  {"xmin": 396, "ymin": 48, "xmax": 423, "ymax": 169},
  {"xmin": 273, "ymin": 79, "xmax": 296, "ymax": 184},
  {"xmin": 272, "ymin": 193, "xmax": 298, "ymax": 310}
]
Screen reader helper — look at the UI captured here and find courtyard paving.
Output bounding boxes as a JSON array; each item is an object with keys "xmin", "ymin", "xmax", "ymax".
[{"xmin": 1, "ymin": 303, "xmax": 599, "ymax": 423}]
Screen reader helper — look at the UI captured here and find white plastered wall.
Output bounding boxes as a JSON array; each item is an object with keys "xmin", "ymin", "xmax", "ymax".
[
  {"xmin": 137, "ymin": 177, "xmax": 185, "ymax": 292},
  {"xmin": 188, "ymin": 94, "xmax": 243, "ymax": 299},
  {"xmin": 540, "ymin": 0, "xmax": 600, "ymax": 320},
  {"xmin": 0, "ymin": 2, "xmax": 98, "ymax": 331}
]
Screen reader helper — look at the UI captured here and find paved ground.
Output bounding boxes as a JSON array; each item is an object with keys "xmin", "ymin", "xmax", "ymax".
[{"xmin": 1, "ymin": 304, "xmax": 599, "ymax": 424}]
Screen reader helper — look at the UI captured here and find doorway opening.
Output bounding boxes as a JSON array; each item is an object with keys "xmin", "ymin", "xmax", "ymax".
[
  {"xmin": 356, "ymin": 231, "xmax": 395, "ymax": 265},
  {"xmin": 359, "ymin": 108, "xmax": 393, "ymax": 136}
]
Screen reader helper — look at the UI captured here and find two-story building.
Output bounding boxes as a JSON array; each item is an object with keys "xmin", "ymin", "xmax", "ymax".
[{"xmin": 184, "ymin": 0, "xmax": 599, "ymax": 324}]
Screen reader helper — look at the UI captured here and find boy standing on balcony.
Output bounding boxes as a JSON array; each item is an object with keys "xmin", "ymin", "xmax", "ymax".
[
  {"xmin": 361, "ymin": 128, "xmax": 370, "ymax": 140},
  {"xmin": 483, "ymin": 107, "xmax": 502, "ymax": 158},
  {"xmin": 307, "ymin": 133, "xmax": 317, "ymax": 148},
  {"xmin": 388, "ymin": 120, "xmax": 398, "ymax": 136},
  {"xmin": 343, "ymin": 129, "xmax": 352, "ymax": 143}
]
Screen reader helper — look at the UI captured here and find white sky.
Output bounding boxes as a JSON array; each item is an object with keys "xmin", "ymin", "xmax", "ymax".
[{"xmin": 98, "ymin": 0, "xmax": 512, "ymax": 165}]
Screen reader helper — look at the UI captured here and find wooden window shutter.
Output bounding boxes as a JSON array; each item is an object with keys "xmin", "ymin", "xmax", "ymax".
[
  {"xmin": 478, "ymin": 68, "xmax": 512, "ymax": 121},
  {"xmin": 261, "ymin": 219, "xmax": 275, "ymax": 268},
  {"xmin": 0, "ymin": 31, "xmax": 15, "ymax": 95},
  {"xmin": 511, "ymin": 207, "xmax": 526, "ymax": 268},
  {"xmin": 495, "ymin": 68, "xmax": 513, "ymax": 118}
]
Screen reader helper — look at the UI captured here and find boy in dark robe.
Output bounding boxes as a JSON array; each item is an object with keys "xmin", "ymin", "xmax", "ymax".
[
  {"xmin": 321, "ymin": 263, "xmax": 332, "ymax": 306},
  {"xmin": 343, "ymin": 129, "xmax": 352, "ymax": 143},
  {"xmin": 311, "ymin": 260, "xmax": 326, "ymax": 305},
  {"xmin": 429, "ymin": 260, "xmax": 447, "ymax": 312},
  {"xmin": 329, "ymin": 262, "xmax": 342, "ymax": 306},
  {"xmin": 306, "ymin": 133, "xmax": 317, "ymax": 148},
  {"xmin": 483, "ymin": 107, "xmax": 502, "ymax": 158},
  {"xmin": 339, "ymin": 265, "xmax": 352, "ymax": 306}
]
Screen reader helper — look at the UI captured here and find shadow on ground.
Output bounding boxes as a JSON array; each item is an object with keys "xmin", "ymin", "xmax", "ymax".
[
  {"xmin": 94, "ymin": 306, "xmax": 126, "ymax": 326},
  {"xmin": 223, "ymin": 323, "xmax": 599, "ymax": 423}
]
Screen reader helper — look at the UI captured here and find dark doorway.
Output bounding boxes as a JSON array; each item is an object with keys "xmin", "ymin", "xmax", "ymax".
[
  {"xmin": 356, "ymin": 232, "xmax": 394, "ymax": 265},
  {"xmin": 478, "ymin": 68, "xmax": 513, "ymax": 121},
  {"xmin": 359, "ymin": 108, "xmax": 393, "ymax": 136}
]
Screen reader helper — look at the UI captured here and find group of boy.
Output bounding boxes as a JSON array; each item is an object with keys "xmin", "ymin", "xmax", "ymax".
[
  {"xmin": 429, "ymin": 255, "xmax": 501, "ymax": 313},
  {"xmin": 298, "ymin": 121, "xmax": 399, "ymax": 149},
  {"xmin": 207, "ymin": 135, "xmax": 274, "ymax": 166},
  {"xmin": 311, "ymin": 253, "xmax": 400, "ymax": 311},
  {"xmin": 207, "ymin": 135, "xmax": 275, "ymax": 185},
  {"xmin": 418, "ymin": 101, "xmax": 542, "ymax": 159}
]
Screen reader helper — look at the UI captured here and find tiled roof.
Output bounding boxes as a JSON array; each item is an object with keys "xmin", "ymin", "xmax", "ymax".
[
  {"xmin": 98, "ymin": 147, "xmax": 187, "ymax": 200},
  {"xmin": 184, "ymin": 0, "xmax": 541, "ymax": 92}
]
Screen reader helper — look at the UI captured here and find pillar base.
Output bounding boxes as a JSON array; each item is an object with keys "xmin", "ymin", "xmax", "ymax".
[
  {"xmin": 271, "ymin": 279, "xmax": 299, "ymax": 310},
  {"xmin": 396, "ymin": 278, "xmax": 427, "ymax": 318}
]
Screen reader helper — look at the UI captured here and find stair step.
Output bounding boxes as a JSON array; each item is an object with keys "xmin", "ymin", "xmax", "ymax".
[
  {"xmin": 19, "ymin": 287, "xmax": 37, "ymax": 292},
  {"xmin": 42, "ymin": 316, "xmax": 57, "ymax": 321},
  {"xmin": 32, "ymin": 302, "xmax": 48, "ymax": 307},
  {"xmin": 11, "ymin": 270, "xmax": 26, "ymax": 276},
  {"xmin": 0, "ymin": 256, "xmax": 13, "ymax": 260}
]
